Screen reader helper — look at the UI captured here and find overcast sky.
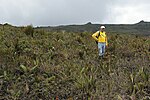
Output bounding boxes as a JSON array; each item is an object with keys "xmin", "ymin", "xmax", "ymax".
[{"xmin": 0, "ymin": 0, "xmax": 150, "ymax": 26}]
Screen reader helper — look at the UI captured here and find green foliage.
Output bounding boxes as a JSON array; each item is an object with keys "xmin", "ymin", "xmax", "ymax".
[
  {"xmin": 24, "ymin": 25, "xmax": 34, "ymax": 37},
  {"xmin": 0, "ymin": 25, "xmax": 150, "ymax": 99}
]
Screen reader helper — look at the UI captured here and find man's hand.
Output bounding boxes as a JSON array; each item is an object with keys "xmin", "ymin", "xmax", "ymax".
[{"xmin": 106, "ymin": 45, "xmax": 108, "ymax": 48}]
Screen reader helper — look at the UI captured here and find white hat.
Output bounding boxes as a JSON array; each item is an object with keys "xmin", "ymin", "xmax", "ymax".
[{"xmin": 100, "ymin": 26, "xmax": 105, "ymax": 29}]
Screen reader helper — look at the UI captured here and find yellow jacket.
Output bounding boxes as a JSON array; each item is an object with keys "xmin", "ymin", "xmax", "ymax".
[{"xmin": 92, "ymin": 31, "xmax": 108, "ymax": 46}]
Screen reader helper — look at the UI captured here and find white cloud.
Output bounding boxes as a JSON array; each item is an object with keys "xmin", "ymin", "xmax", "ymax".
[
  {"xmin": 0, "ymin": 0, "xmax": 150, "ymax": 26},
  {"xmin": 104, "ymin": 0, "xmax": 150, "ymax": 24}
]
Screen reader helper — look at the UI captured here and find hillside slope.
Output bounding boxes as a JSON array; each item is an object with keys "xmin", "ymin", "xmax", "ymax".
[
  {"xmin": 0, "ymin": 25, "xmax": 150, "ymax": 99},
  {"xmin": 37, "ymin": 21, "xmax": 150, "ymax": 36}
]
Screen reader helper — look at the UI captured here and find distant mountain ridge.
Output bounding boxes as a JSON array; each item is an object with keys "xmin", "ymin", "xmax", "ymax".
[
  {"xmin": 1, "ymin": 20, "xmax": 150, "ymax": 35},
  {"xmin": 37, "ymin": 20, "xmax": 150, "ymax": 35}
]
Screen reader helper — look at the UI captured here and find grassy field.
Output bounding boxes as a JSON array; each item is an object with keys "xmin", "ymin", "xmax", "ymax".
[{"xmin": 0, "ymin": 24, "xmax": 150, "ymax": 99}]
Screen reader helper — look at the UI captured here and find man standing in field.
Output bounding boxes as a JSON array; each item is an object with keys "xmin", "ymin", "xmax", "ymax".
[{"xmin": 92, "ymin": 26, "xmax": 108, "ymax": 59}]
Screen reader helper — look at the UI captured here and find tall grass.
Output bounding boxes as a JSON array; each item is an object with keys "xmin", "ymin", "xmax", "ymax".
[{"xmin": 0, "ymin": 25, "xmax": 150, "ymax": 99}]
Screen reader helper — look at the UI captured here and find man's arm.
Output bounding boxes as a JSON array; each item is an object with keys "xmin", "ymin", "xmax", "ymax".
[
  {"xmin": 105, "ymin": 34, "xmax": 108, "ymax": 46},
  {"xmin": 92, "ymin": 31, "xmax": 99, "ymax": 41}
]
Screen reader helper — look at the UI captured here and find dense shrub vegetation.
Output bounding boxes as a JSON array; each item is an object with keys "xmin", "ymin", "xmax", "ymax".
[{"xmin": 0, "ymin": 25, "xmax": 150, "ymax": 99}]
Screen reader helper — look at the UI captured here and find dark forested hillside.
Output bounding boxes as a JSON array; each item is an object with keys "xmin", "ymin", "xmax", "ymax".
[
  {"xmin": 0, "ymin": 23, "xmax": 150, "ymax": 99},
  {"xmin": 37, "ymin": 20, "xmax": 150, "ymax": 36}
]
